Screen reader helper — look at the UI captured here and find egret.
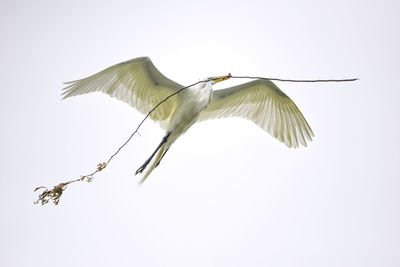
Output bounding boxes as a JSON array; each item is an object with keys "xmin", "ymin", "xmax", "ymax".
[{"xmin": 62, "ymin": 57, "xmax": 313, "ymax": 183}]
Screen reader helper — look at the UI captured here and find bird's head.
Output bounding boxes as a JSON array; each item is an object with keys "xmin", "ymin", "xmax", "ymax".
[{"xmin": 208, "ymin": 73, "xmax": 232, "ymax": 85}]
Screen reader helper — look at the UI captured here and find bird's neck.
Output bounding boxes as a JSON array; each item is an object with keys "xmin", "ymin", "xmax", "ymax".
[
  {"xmin": 185, "ymin": 81, "xmax": 213, "ymax": 104},
  {"xmin": 193, "ymin": 80, "xmax": 212, "ymax": 91}
]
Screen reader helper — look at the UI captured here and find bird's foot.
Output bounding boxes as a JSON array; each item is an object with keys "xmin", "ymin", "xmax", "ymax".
[{"xmin": 135, "ymin": 160, "xmax": 150, "ymax": 175}]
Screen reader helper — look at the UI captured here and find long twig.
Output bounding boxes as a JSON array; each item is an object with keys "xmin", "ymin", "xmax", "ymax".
[
  {"xmin": 230, "ymin": 75, "xmax": 358, "ymax": 82},
  {"xmin": 34, "ymin": 79, "xmax": 211, "ymax": 205},
  {"xmin": 34, "ymin": 75, "xmax": 358, "ymax": 205}
]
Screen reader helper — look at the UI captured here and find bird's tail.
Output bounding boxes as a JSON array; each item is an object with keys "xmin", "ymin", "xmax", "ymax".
[{"xmin": 139, "ymin": 144, "xmax": 168, "ymax": 185}]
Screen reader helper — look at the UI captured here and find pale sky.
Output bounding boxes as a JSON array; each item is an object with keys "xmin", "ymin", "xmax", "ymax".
[{"xmin": 1, "ymin": 0, "xmax": 399, "ymax": 266}]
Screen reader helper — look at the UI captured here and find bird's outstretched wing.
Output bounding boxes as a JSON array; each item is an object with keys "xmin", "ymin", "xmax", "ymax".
[
  {"xmin": 198, "ymin": 79, "xmax": 314, "ymax": 148},
  {"xmin": 62, "ymin": 57, "xmax": 183, "ymax": 128}
]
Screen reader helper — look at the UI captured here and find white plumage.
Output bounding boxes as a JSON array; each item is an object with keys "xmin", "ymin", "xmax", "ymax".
[{"xmin": 62, "ymin": 57, "xmax": 313, "ymax": 183}]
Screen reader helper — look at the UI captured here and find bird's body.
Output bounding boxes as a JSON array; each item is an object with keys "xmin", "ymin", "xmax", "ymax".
[
  {"xmin": 136, "ymin": 81, "xmax": 214, "ymax": 182},
  {"xmin": 62, "ymin": 57, "xmax": 313, "ymax": 183}
]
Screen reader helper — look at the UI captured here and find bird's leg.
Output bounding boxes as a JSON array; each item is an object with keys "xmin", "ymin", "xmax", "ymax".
[
  {"xmin": 135, "ymin": 132, "xmax": 172, "ymax": 175},
  {"xmin": 155, "ymin": 148, "xmax": 170, "ymax": 168}
]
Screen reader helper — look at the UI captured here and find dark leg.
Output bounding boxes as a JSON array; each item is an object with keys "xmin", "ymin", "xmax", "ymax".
[
  {"xmin": 155, "ymin": 148, "xmax": 170, "ymax": 168},
  {"xmin": 135, "ymin": 132, "xmax": 171, "ymax": 175}
]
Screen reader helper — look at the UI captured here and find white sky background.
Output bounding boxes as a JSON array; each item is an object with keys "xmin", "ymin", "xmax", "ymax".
[{"xmin": 1, "ymin": 0, "xmax": 399, "ymax": 266}]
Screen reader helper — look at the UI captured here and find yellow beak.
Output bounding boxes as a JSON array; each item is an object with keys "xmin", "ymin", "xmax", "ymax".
[{"xmin": 213, "ymin": 73, "xmax": 232, "ymax": 83}]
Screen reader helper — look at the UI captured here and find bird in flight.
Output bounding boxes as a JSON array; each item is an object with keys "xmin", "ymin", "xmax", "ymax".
[{"xmin": 62, "ymin": 57, "xmax": 313, "ymax": 183}]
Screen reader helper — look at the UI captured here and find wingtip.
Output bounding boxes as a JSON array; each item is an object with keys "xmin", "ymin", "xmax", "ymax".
[
  {"xmin": 60, "ymin": 94, "xmax": 69, "ymax": 100},
  {"xmin": 62, "ymin": 79, "xmax": 80, "ymax": 86}
]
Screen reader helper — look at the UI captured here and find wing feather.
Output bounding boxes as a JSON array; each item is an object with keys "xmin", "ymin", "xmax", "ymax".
[
  {"xmin": 198, "ymin": 79, "xmax": 314, "ymax": 148},
  {"xmin": 62, "ymin": 57, "xmax": 183, "ymax": 128}
]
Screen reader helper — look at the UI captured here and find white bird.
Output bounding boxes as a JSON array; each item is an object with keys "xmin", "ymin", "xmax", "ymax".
[{"xmin": 62, "ymin": 57, "xmax": 313, "ymax": 183}]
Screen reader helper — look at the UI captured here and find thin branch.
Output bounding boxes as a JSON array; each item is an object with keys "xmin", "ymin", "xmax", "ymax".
[
  {"xmin": 34, "ymin": 75, "xmax": 358, "ymax": 205},
  {"xmin": 34, "ymin": 79, "xmax": 211, "ymax": 205},
  {"xmin": 231, "ymin": 76, "xmax": 359, "ymax": 82}
]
